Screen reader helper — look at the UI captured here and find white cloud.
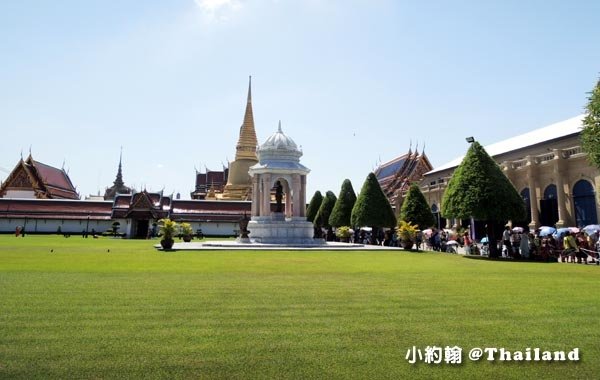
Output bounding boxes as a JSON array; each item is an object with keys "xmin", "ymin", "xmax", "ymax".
[{"xmin": 194, "ymin": 0, "xmax": 243, "ymax": 21}]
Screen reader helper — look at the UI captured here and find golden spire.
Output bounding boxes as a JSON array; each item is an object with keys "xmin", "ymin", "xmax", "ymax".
[{"xmin": 234, "ymin": 75, "xmax": 258, "ymax": 161}]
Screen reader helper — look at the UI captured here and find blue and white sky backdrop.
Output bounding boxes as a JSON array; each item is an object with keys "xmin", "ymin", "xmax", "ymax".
[{"xmin": 1, "ymin": 0, "xmax": 599, "ymax": 199}]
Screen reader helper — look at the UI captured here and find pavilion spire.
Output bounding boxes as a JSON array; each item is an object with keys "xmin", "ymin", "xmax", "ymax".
[
  {"xmin": 114, "ymin": 147, "xmax": 124, "ymax": 187},
  {"xmin": 234, "ymin": 76, "xmax": 258, "ymax": 161}
]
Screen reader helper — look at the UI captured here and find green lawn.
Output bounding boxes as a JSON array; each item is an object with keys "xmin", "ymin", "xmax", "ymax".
[{"xmin": 0, "ymin": 235, "xmax": 598, "ymax": 379}]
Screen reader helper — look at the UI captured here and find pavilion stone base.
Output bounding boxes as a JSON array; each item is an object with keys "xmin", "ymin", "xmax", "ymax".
[{"xmin": 248, "ymin": 214, "xmax": 324, "ymax": 246}]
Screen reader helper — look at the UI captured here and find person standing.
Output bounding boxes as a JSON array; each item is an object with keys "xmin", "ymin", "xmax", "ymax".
[
  {"xmin": 463, "ymin": 231, "xmax": 472, "ymax": 255},
  {"xmin": 562, "ymin": 231, "xmax": 578, "ymax": 263},
  {"xmin": 511, "ymin": 231, "xmax": 521, "ymax": 258},
  {"xmin": 502, "ymin": 226, "xmax": 511, "ymax": 257},
  {"xmin": 520, "ymin": 232, "xmax": 530, "ymax": 259}
]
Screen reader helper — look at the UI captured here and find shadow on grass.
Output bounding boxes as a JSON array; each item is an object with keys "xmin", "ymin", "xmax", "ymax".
[{"xmin": 463, "ymin": 254, "xmax": 559, "ymax": 264}]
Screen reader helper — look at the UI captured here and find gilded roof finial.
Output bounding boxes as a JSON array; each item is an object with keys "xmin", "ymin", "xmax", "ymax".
[{"xmin": 247, "ymin": 75, "xmax": 252, "ymax": 103}]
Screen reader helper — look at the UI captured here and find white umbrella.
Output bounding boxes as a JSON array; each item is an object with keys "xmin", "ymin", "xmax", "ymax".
[
  {"xmin": 512, "ymin": 226, "xmax": 524, "ymax": 233},
  {"xmin": 446, "ymin": 240, "xmax": 459, "ymax": 245}
]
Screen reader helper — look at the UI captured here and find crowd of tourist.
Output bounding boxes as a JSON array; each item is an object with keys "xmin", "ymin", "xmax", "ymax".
[
  {"xmin": 494, "ymin": 225, "xmax": 599, "ymax": 263},
  {"xmin": 330, "ymin": 224, "xmax": 600, "ymax": 264}
]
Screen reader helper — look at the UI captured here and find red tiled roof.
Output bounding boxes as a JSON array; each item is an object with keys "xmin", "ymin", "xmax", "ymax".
[
  {"xmin": 171, "ymin": 214, "xmax": 242, "ymax": 222},
  {"xmin": 171, "ymin": 200, "xmax": 251, "ymax": 212},
  {"xmin": 113, "ymin": 195, "xmax": 132, "ymax": 208},
  {"xmin": 32, "ymin": 161, "xmax": 73, "ymax": 190},
  {"xmin": 170, "ymin": 200, "xmax": 250, "ymax": 222},
  {"xmin": 0, "ymin": 156, "xmax": 79, "ymax": 200},
  {"xmin": 0, "ymin": 199, "xmax": 112, "ymax": 220}
]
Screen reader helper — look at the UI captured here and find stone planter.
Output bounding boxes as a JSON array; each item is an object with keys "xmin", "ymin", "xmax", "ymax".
[
  {"xmin": 182, "ymin": 235, "xmax": 192, "ymax": 243},
  {"xmin": 160, "ymin": 238, "xmax": 174, "ymax": 250},
  {"xmin": 401, "ymin": 240, "xmax": 414, "ymax": 250}
]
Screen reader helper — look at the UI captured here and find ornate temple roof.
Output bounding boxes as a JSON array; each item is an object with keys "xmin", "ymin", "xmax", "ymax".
[
  {"xmin": 104, "ymin": 150, "xmax": 132, "ymax": 200},
  {"xmin": 0, "ymin": 154, "xmax": 79, "ymax": 199},
  {"xmin": 251, "ymin": 122, "xmax": 309, "ymax": 173},
  {"xmin": 374, "ymin": 148, "xmax": 433, "ymax": 205},
  {"xmin": 111, "ymin": 191, "xmax": 170, "ymax": 219},
  {"xmin": 259, "ymin": 121, "xmax": 300, "ymax": 152}
]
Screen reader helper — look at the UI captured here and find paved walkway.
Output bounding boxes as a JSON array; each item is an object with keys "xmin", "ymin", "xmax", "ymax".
[{"xmin": 155, "ymin": 241, "xmax": 407, "ymax": 251}]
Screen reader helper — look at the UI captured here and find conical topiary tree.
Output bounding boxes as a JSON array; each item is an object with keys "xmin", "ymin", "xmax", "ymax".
[
  {"xmin": 581, "ymin": 77, "xmax": 600, "ymax": 169},
  {"xmin": 329, "ymin": 179, "xmax": 357, "ymax": 228},
  {"xmin": 306, "ymin": 190, "xmax": 324, "ymax": 238},
  {"xmin": 441, "ymin": 141, "xmax": 526, "ymax": 258},
  {"xmin": 400, "ymin": 182, "xmax": 435, "ymax": 230},
  {"xmin": 315, "ymin": 191, "xmax": 337, "ymax": 240},
  {"xmin": 306, "ymin": 191, "xmax": 323, "ymax": 223},
  {"xmin": 351, "ymin": 172, "xmax": 397, "ymax": 243}
]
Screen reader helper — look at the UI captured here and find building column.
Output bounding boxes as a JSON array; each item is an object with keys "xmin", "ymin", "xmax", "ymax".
[
  {"xmin": 292, "ymin": 174, "xmax": 301, "ymax": 218},
  {"xmin": 553, "ymin": 149, "xmax": 568, "ymax": 228},
  {"xmin": 261, "ymin": 174, "xmax": 271, "ymax": 217},
  {"xmin": 300, "ymin": 175, "xmax": 307, "ymax": 217},
  {"xmin": 251, "ymin": 175, "xmax": 260, "ymax": 217},
  {"xmin": 285, "ymin": 180, "xmax": 292, "ymax": 219},
  {"xmin": 526, "ymin": 156, "xmax": 540, "ymax": 230}
]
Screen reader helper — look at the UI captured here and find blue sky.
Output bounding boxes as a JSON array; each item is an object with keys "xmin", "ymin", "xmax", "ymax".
[{"xmin": 1, "ymin": 0, "xmax": 599, "ymax": 199}]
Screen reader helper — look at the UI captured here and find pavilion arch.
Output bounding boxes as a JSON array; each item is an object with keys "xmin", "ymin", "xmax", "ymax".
[
  {"xmin": 271, "ymin": 176, "xmax": 293, "ymax": 218},
  {"xmin": 572, "ymin": 179, "xmax": 598, "ymax": 227}
]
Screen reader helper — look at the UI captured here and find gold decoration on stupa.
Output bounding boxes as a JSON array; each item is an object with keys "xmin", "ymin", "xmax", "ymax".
[{"xmin": 222, "ymin": 76, "xmax": 259, "ymax": 200}]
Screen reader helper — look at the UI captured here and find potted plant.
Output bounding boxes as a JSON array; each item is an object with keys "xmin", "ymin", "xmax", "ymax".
[
  {"xmin": 179, "ymin": 222, "xmax": 194, "ymax": 243},
  {"xmin": 159, "ymin": 218, "xmax": 177, "ymax": 250},
  {"xmin": 335, "ymin": 226, "xmax": 353, "ymax": 243},
  {"xmin": 111, "ymin": 221, "xmax": 120, "ymax": 237},
  {"xmin": 398, "ymin": 220, "xmax": 418, "ymax": 250}
]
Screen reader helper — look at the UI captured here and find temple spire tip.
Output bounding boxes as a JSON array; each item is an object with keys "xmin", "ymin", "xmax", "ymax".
[{"xmin": 247, "ymin": 75, "xmax": 252, "ymax": 103}]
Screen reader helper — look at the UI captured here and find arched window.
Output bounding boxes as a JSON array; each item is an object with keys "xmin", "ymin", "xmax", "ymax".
[
  {"xmin": 573, "ymin": 180, "xmax": 597, "ymax": 227},
  {"xmin": 544, "ymin": 184, "xmax": 557, "ymax": 200},
  {"xmin": 540, "ymin": 184, "xmax": 558, "ymax": 226}
]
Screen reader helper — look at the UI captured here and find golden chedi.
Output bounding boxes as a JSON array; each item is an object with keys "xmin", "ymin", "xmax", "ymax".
[{"xmin": 222, "ymin": 76, "xmax": 259, "ymax": 200}]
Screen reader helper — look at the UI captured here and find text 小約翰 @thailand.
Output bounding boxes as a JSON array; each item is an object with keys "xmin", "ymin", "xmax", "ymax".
[{"xmin": 406, "ymin": 346, "xmax": 580, "ymax": 364}]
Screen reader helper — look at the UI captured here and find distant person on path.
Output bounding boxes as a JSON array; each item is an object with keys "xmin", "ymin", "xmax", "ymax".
[
  {"xmin": 520, "ymin": 232, "xmax": 530, "ymax": 259},
  {"xmin": 502, "ymin": 226, "xmax": 511, "ymax": 257},
  {"xmin": 463, "ymin": 232, "xmax": 472, "ymax": 255},
  {"xmin": 511, "ymin": 231, "xmax": 521, "ymax": 258},
  {"xmin": 562, "ymin": 231, "xmax": 578, "ymax": 263},
  {"xmin": 415, "ymin": 230, "xmax": 423, "ymax": 251},
  {"xmin": 575, "ymin": 232, "xmax": 589, "ymax": 264}
]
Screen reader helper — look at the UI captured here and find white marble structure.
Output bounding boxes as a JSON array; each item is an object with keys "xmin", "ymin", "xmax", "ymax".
[{"xmin": 247, "ymin": 122, "xmax": 323, "ymax": 245}]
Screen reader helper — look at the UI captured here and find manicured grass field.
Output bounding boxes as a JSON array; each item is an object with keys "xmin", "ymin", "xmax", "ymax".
[{"xmin": 0, "ymin": 235, "xmax": 598, "ymax": 379}]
